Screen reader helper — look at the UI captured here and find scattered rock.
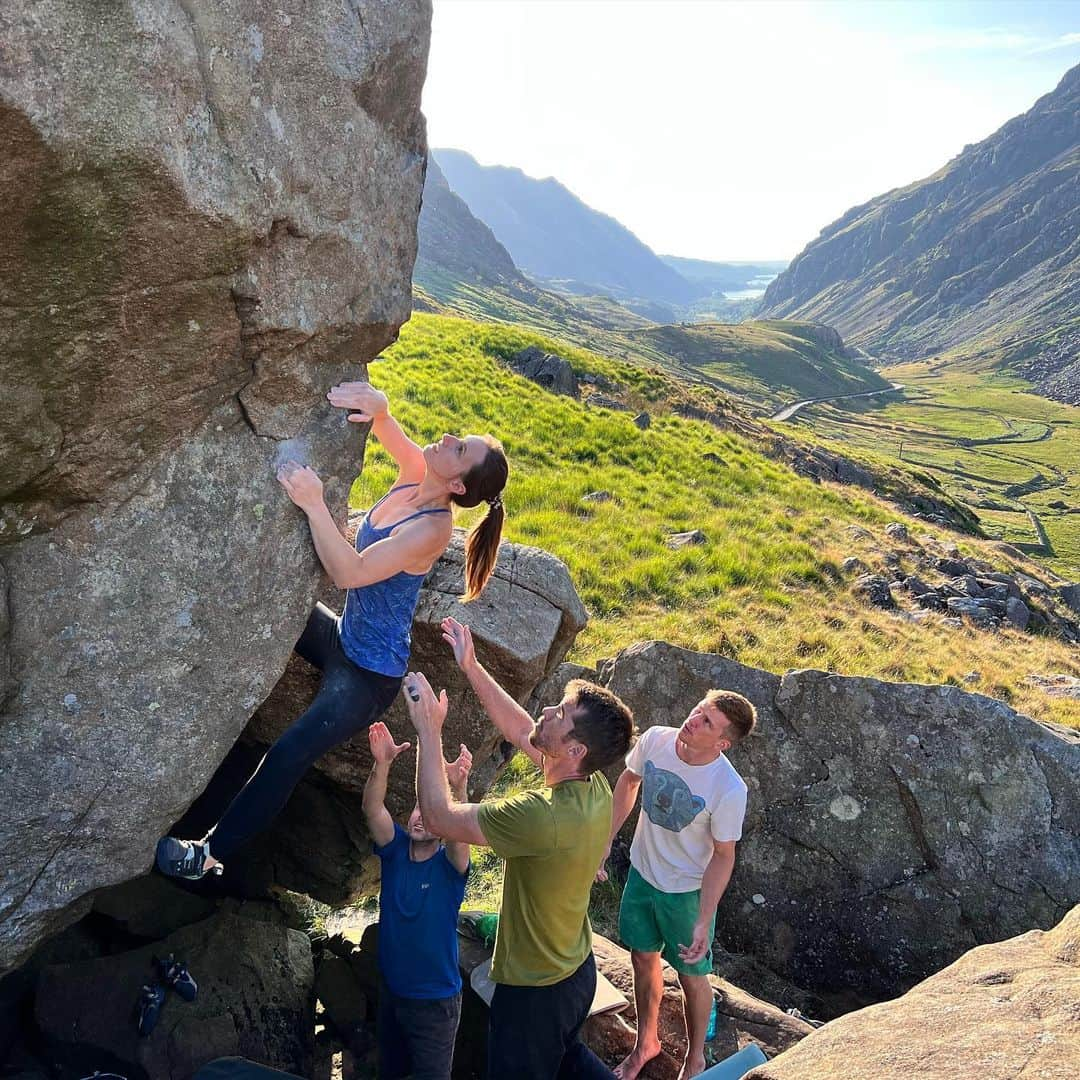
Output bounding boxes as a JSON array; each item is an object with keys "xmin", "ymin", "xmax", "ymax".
[
  {"xmin": 885, "ymin": 522, "xmax": 909, "ymax": 541},
  {"xmin": 1004, "ymin": 597, "xmax": 1031, "ymax": 631},
  {"xmin": 1025, "ymin": 674, "xmax": 1080, "ymax": 700},
  {"xmin": 506, "ymin": 346, "xmax": 579, "ymax": 399},
  {"xmin": 1059, "ymin": 583, "xmax": 1080, "ymax": 616},
  {"xmin": 852, "ymin": 574, "xmax": 896, "ymax": 609},
  {"xmin": 586, "ymin": 393, "xmax": 632, "ymax": 412},
  {"xmin": 846, "ymin": 526, "xmax": 872, "ymax": 541},
  {"xmin": 744, "ymin": 906, "xmax": 1080, "ymax": 1080},
  {"xmin": 633, "ymin": 412, "xmax": 651, "ymax": 430},
  {"xmin": 841, "ymin": 557, "xmax": 867, "ymax": 576},
  {"xmin": 936, "ymin": 557, "xmax": 972, "ymax": 577},
  {"xmin": 946, "ymin": 597, "xmax": 997, "ymax": 628},
  {"xmin": 582, "ymin": 491, "xmax": 614, "ymax": 503},
  {"xmin": 703, "ymin": 452, "xmax": 726, "ymax": 465},
  {"xmin": 962, "ymin": 671, "xmax": 981, "ymax": 684},
  {"xmin": 665, "ymin": 530, "xmax": 706, "ymax": 549},
  {"xmin": 1048, "ymin": 499, "xmax": 1068, "ymax": 509},
  {"xmin": 903, "ymin": 576, "xmax": 933, "ymax": 596}
]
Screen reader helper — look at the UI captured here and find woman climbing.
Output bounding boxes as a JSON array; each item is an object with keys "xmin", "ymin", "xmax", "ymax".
[{"xmin": 156, "ymin": 380, "xmax": 508, "ymax": 879}]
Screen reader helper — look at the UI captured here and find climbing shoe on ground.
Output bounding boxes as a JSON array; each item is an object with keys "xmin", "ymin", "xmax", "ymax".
[
  {"xmin": 155, "ymin": 836, "xmax": 221, "ymax": 880},
  {"xmin": 156, "ymin": 953, "xmax": 198, "ymax": 1002},
  {"xmin": 135, "ymin": 982, "xmax": 166, "ymax": 1036}
]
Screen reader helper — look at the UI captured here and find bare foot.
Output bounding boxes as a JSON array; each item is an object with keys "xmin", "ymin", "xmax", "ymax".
[
  {"xmin": 676, "ymin": 1054, "xmax": 706, "ymax": 1080},
  {"xmin": 614, "ymin": 1041, "xmax": 662, "ymax": 1080}
]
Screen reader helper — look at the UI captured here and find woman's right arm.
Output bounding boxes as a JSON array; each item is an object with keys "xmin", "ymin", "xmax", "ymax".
[{"xmin": 327, "ymin": 381, "xmax": 426, "ymax": 484}]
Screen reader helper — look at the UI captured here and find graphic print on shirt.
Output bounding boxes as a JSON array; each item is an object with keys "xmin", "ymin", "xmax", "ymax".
[{"xmin": 641, "ymin": 760, "xmax": 706, "ymax": 832}]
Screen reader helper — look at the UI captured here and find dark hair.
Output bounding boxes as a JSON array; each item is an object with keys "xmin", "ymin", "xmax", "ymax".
[
  {"xmin": 453, "ymin": 436, "xmax": 509, "ymax": 602},
  {"xmin": 705, "ymin": 689, "xmax": 757, "ymax": 743},
  {"xmin": 565, "ymin": 679, "xmax": 637, "ymax": 775}
]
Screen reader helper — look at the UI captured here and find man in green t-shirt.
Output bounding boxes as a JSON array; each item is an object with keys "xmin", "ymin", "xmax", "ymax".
[{"xmin": 401, "ymin": 616, "xmax": 636, "ymax": 1080}]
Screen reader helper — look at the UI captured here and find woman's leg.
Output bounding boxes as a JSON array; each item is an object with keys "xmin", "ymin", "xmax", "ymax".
[
  {"xmin": 207, "ymin": 656, "xmax": 401, "ymax": 860},
  {"xmin": 293, "ymin": 602, "xmax": 342, "ymax": 670}
]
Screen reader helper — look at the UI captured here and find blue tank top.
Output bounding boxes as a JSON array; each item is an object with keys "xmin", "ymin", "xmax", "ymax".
[{"xmin": 339, "ymin": 484, "xmax": 450, "ymax": 678}]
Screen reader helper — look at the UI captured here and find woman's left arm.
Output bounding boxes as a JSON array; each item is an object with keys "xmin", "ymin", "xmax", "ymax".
[{"xmin": 279, "ymin": 464, "xmax": 444, "ymax": 588}]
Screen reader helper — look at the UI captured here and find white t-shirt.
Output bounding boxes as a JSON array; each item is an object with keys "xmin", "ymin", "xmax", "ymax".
[{"xmin": 625, "ymin": 725, "xmax": 747, "ymax": 894}]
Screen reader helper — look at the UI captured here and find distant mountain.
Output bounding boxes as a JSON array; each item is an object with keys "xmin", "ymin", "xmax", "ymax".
[
  {"xmin": 415, "ymin": 155, "xmax": 525, "ymax": 288},
  {"xmin": 433, "ymin": 148, "xmax": 697, "ymax": 306},
  {"xmin": 660, "ymin": 256, "xmax": 787, "ymax": 294},
  {"xmin": 759, "ymin": 63, "xmax": 1080, "ymax": 400}
]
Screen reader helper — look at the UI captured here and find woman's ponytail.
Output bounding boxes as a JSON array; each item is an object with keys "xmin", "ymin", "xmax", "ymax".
[
  {"xmin": 452, "ymin": 437, "xmax": 508, "ymax": 602},
  {"xmin": 463, "ymin": 497, "xmax": 505, "ymax": 602}
]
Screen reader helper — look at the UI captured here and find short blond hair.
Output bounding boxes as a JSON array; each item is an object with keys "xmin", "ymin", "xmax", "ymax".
[{"xmin": 705, "ymin": 689, "xmax": 756, "ymax": 743}]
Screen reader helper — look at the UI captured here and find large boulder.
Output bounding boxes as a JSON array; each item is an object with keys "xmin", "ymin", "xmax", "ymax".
[
  {"xmin": 598, "ymin": 641, "xmax": 1080, "ymax": 1003},
  {"xmin": 0, "ymin": 1, "xmax": 431, "ymax": 970},
  {"xmin": 34, "ymin": 911, "xmax": 315, "ymax": 1079},
  {"xmin": 745, "ymin": 905, "xmax": 1080, "ymax": 1080},
  {"xmin": 233, "ymin": 528, "xmax": 587, "ymax": 898}
]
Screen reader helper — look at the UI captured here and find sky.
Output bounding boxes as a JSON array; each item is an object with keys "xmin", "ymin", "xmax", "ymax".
[{"xmin": 423, "ymin": 0, "xmax": 1080, "ymax": 262}]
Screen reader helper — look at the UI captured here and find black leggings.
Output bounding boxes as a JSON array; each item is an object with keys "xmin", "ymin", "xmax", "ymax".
[{"xmin": 208, "ymin": 603, "xmax": 402, "ymax": 860}]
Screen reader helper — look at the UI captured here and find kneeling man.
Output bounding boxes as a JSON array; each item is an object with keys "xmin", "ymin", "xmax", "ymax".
[{"xmin": 599, "ymin": 691, "xmax": 756, "ymax": 1080}]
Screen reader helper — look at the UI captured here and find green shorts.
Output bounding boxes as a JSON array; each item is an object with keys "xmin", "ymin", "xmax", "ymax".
[{"xmin": 618, "ymin": 866, "xmax": 715, "ymax": 976}]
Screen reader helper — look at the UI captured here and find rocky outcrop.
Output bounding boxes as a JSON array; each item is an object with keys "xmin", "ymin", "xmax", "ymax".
[
  {"xmin": 0, "ymin": 2, "xmax": 431, "ymax": 970},
  {"xmin": 745, "ymin": 905, "xmax": 1080, "ymax": 1080},
  {"xmin": 760, "ymin": 64, "xmax": 1080, "ymax": 393},
  {"xmin": 34, "ymin": 912, "xmax": 315, "ymax": 1079},
  {"xmin": 598, "ymin": 641, "xmax": 1080, "ymax": 1004},
  {"xmin": 506, "ymin": 345, "xmax": 580, "ymax": 399},
  {"xmin": 234, "ymin": 528, "xmax": 587, "ymax": 899}
]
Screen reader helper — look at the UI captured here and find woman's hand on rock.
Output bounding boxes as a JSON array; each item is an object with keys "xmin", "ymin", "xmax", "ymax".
[
  {"xmin": 327, "ymin": 381, "xmax": 389, "ymax": 424},
  {"xmin": 277, "ymin": 461, "xmax": 324, "ymax": 511}
]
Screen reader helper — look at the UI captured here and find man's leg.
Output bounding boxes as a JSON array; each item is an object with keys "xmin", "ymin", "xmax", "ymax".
[
  {"xmin": 655, "ymin": 885, "xmax": 716, "ymax": 1080},
  {"xmin": 676, "ymin": 972, "xmax": 712, "ymax": 1080},
  {"xmin": 376, "ymin": 984, "xmax": 411, "ymax": 1080},
  {"xmin": 616, "ymin": 868, "xmax": 666, "ymax": 1079},
  {"xmin": 400, "ymin": 993, "xmax": 462, "ymax": 1080}
]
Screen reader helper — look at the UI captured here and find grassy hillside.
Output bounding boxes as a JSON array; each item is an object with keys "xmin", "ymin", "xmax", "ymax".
[
  {"xmin": 411, "ymin": 274, "xmax": 886, "ymax": 413},
  {"xmin": 358, "ymin": 314, "xmax": 1080, "ymax": 729},
  {"xmin": 782, "ymin": 362, "xmax": 1080, "ymax": 576},
  {"xmin": 622, "ymin": 321, "xmax": 890, "ymax": 410}
]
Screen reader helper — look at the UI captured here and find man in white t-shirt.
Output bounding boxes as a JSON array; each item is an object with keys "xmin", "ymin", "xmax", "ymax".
[{"xmin": 597, "ymin": 689, "xmax": 756, "ymax": 1080}]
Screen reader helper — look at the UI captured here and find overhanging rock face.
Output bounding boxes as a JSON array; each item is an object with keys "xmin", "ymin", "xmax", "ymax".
[
  {"xmin": 245, "ymin": 528, "xmax": 589, "ymax": 888},
  {"xmin": 599, "ymin": 641, "xmax": 1080, "ymax": 1002},
  {"xmin": 0, "ymin": 0, "xmax": 432, "ymax": 970}
]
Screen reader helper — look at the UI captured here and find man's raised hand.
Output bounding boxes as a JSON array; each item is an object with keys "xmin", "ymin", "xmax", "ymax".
[
  {"xmin": 441, "ymin": 617, "xmax": 476, "ymax": 672},
  {"xmin": 327, "ymin": 381, "xmax": 388, "ymax": 424},
  {"xmin": 368, "ymin": 721, "xmax": 410, "ymax": 765},
  {"xmin": 403, "ymin": 671, "xmax": 449, "ymax": 734},
  {"xmin": 445, "ymin": 743, "xmax": 473, "ymax": 794}
]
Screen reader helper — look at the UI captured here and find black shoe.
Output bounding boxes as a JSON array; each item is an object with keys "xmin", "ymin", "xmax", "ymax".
[
  {"xmin": 155, "ymin": 953, "xmax": 198, "ymax": 1002},
  {"xmin": 135, "ymin": 982, "xmax": 166, "ymax": 1036},
  {"xmin": 155, "ymin": 837, "xmax": 221, "ymax": 880}
]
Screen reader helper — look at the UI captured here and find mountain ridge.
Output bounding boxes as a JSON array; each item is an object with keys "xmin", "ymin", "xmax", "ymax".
[{"xmin": 759, "ymin": 63, "xmax": 1080, "ymax": 401}]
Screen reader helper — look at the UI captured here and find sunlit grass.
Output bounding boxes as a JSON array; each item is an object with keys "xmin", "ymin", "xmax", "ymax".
[{"xmin": 354, "ymin": 314, "xmax": 1080, "ymax": 729}]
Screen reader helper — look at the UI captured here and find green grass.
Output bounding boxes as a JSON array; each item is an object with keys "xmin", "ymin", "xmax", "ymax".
[
  {"xmin": 357, "ymin": 314, "xmax": 1080, "ymax": 730},
  {"xmin": 412, "ymin": 275, "xmax": 887, "ymax": 413},
  {"xmin": 783, "ymin": 362, "xmax": 1080, "ymax": 575}
]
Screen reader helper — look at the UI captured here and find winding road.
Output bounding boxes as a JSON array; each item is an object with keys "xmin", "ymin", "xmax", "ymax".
[{"xmin": 771, "ymin": 383, "xmax": 904, "ymax": 422}]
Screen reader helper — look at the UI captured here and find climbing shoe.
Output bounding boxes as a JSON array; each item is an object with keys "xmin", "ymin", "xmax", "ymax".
[
  {"xmin": 155, "ymin": 953, "xmax": 198, "ymax": 1002},
  {"xmin": 155, "ymin": 836, "xmax": 221, "ymax": 880},
  {"xmin": 135, "ymin": 982, "xmax": 166, "ymax": 1036}
]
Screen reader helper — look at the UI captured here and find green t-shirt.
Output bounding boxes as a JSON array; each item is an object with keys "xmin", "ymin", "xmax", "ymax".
[{"xmin": 477, "ymin": 772, "xmax": 612, "ymax": 987}]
